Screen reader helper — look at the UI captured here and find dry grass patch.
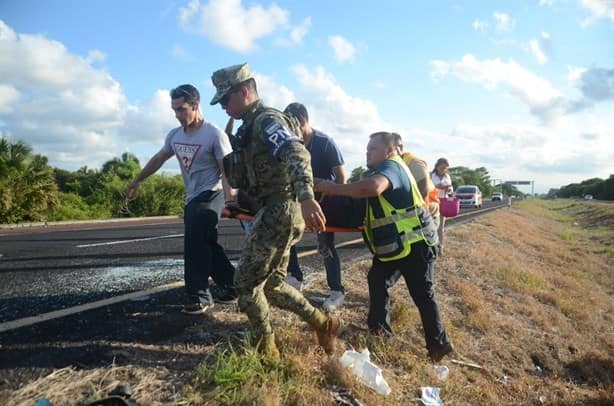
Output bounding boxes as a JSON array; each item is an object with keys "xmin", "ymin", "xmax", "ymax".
[{"xmin": 8, "ymin": 365, "xmax": 181, "ymax": 406}]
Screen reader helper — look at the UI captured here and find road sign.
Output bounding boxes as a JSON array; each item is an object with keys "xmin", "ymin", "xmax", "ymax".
[{"xmin": 505, "ymin": 181, "xmax": 532, "ymax": 185}]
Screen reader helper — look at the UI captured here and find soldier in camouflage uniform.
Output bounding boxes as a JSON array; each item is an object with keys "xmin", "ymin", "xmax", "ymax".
[{"xmin": 210, "ymin": 63, "xmax": 342, "ymax": 360}]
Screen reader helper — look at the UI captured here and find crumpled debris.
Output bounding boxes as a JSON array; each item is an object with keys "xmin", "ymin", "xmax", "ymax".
[
  {"xmin": 328, "ymin": 385, "xmax": 363, "ymax": 406},
  {"xmin": 414, "ymin": 387, "xmax": 443, "ymax": 406},
  {"xmin": 339, "ymin": 349, "xmax": 391, "ymax": 396}
]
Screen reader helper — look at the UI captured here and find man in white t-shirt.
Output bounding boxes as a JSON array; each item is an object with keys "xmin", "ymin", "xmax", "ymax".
[{"xmin": 127, "ymin": 84, "xmax": 236, "ymax": 314}]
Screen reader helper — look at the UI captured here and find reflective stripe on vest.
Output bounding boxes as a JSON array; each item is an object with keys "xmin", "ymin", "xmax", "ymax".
[
  {"xmin": 364, "ymin": 155, "xmax": 438, "ymax": 262},
  {"xmin": 369, "ymin": 208, "xmax": 416, "ymax": 228}
]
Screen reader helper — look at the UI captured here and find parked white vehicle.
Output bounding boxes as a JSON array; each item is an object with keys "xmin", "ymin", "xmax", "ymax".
[
  {"xmin": 491, "ymin": 192, "xmax": 503, "ymax": 201},
  {"xmin": 456, "ymin": 185, "xmax": 483, "ymax": 208}
]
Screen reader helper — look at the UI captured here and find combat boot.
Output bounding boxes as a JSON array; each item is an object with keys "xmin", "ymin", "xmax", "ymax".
[
  {"xmin": 257, "ymin": 334, "xmax": 280, "ymax": 363},
  {"xmin": 308, "ymin": 314, "xmax": 343, "ymax": 355}
]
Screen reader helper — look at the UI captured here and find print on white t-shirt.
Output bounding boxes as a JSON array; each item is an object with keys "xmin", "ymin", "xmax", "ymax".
[{"xmin": 174, "ymin": 143, "xmax": 201, "ymax": 172}]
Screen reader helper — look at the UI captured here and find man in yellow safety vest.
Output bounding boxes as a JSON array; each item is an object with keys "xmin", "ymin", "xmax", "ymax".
[{"xmin": 315, "ymin": 131, "xmax": 453, "ymax": 361}]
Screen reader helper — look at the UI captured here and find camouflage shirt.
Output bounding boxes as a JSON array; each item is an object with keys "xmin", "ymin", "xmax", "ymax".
[{"xmin": 234, "ymin": 100, "xmax": 315, "ymax": 204}]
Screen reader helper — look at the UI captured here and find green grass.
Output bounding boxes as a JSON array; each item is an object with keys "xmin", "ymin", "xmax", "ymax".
[
  {"xmin": 194, "ymin": 342, "xmax": 279, "ymax": 404},
  {"xmin": 560, "ymin": 230, "xmax": 574, "ymax": 240},
  {"xmin": 598, "ymin": 245, "xmax": 614, "ymax": 256},
  {"xmin": 495, "ymin": 265, "xmax": 547, "ymax": 296}
]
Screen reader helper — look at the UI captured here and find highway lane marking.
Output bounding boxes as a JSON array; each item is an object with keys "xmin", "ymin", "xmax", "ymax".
[
  {"xmin": 0, "ymin": 238, "xmax": 365, "ymax": 333},
  {"xmin": 0, "ymin": 281, "xmax": 184, "ymax": 333},
  {"xmin": 76, "ymin": 233, "xmax": 184, "ymax": 248},
  {"xmin": 2, "ymin": 206, "xmax": 507, "ymax": 333}
]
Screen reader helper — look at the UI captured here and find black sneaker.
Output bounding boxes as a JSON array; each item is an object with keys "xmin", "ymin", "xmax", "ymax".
[
  {"xmin": 428, "ymin": 342, "xmax": 454, "ymax": 362},
  {"xmin": 182, "ymin": 301, "xmax": 214, "ymax": 315},
  {"xmin": 182, "ymin": 291, "xmax": 215, "ymax": 314},
  {"xmin": 210, "ymin": 285, "xmax": 238, "ymax": 304}
]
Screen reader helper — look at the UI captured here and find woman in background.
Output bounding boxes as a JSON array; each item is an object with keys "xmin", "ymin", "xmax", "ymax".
[{"xmin": 431, "ymin": 158, "xmax": 453, "ymax": 254}]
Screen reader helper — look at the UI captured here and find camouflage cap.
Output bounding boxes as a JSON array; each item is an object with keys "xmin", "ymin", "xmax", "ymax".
[{"xmin": 210, "ymin": 63, "xmax": 252, "ymax": 105}]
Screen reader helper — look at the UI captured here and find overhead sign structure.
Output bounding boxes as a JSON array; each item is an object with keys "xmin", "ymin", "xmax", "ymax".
[
  {"xmin": 505, "ymin": 181, "xmax": 532, "ymax": 185},
  {"xmin": 504, "ymin": 180, "xmax": 535, "ymax": 195}
]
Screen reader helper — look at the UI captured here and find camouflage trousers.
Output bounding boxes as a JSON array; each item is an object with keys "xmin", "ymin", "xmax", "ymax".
[{"xmin": 235, "ymin": 199, "xmax": 318, "ymax": 340}]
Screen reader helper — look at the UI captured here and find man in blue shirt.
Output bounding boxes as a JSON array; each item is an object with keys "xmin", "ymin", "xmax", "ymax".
[
  {"xmin": 315, "ymin": 131, "xmax": 452, "ymax": 362},
  {"xmin": 284, "ymin": 103, "xmax": 347, "ymax": 311}
]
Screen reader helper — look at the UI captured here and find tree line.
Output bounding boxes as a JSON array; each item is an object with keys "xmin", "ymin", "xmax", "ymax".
[
  {"xmin": 349, "ymin": 164, "xmax": 525, "ymax": 198},
  {"xmin": 1, "ymin": 138, "xmax": 184, "ymax": 224},
  {"xmin": 3, "ymin": 137, "xmax": 532, "ymax": 224},
  {"xmin": 546, "ymin": 176, "xmax": 614, "ymax": 200}
]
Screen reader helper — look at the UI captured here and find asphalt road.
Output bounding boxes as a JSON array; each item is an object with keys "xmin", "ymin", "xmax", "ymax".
[{"xmin": 0, "ymin": 200, "xmax": 506, "ymax": 328}]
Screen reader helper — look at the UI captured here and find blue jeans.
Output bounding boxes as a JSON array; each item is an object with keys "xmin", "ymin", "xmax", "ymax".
[
  {"xmin": 288, "ymin": 232, "xmax": 344, "ymax": 293},
  {"xmin": 183, "ymin": 190, "xmax": 235, "ymax": 300}
]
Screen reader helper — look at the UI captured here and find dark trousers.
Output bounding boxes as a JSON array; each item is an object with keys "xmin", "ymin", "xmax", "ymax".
[
  {"xmin": 367, "ymin": 240, "xmax": 449, "ymax": 351},
  {"xmin": 183, "ymin": 189, "xmax": 235, "ymax": 299},
  {"xmin": 287, "ymin": 232, "xmax": 344, "ymax": 292}
]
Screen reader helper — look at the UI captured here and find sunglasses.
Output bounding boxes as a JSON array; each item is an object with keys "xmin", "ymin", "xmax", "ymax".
[
  {"xmin": 220, "ymin": 86, "xmax": 241, "ymax": 107},
  {"xmin": 171, "ymin": 86, "xmax": 194, "ymax": 100}
]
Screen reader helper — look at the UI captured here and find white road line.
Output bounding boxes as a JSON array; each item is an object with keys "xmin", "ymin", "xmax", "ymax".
[
  {"xmin": 76, "ymin": 233, "xmax": 184, "ymax": 248},
  {"xmin": 0, "ymin": 281, "xmax": 184, "ymax": 333},
  {"xmin": 1, "ymin": 236, "xmax": 365, "ymax": 333}
]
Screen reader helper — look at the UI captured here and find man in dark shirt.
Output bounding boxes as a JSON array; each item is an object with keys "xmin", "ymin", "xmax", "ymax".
[{"xmin": 284, "ymin": 103, "xmax": 347, "ymax": 312}]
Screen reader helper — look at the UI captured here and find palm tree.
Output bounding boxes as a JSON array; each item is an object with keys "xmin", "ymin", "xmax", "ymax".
[{"xmin": 0, "ymin": 138, "xmax": 59, "ymax": 223}]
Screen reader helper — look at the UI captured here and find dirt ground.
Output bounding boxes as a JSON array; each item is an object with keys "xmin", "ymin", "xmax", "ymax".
[{"xmin": 0, "ymin": 286, "xmax": 252, "ymax": 405}]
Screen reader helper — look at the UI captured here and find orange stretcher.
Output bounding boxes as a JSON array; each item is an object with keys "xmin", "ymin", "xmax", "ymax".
[{"xmin": 221, "ymin": 207, "xmax": 363, "ymax": 233}]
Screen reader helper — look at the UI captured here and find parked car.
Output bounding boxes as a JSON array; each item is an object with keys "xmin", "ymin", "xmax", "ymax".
[
  {"xmin": 456, "ymin": 185, "xmax": 483, "ymax": 208},
  {"xmin": 491, "ymin": 192, "xmax": 503, "ymax": 201},
  {"xmin": 584, "ymin": 194, "xmax": 593, "ymax": 200}
]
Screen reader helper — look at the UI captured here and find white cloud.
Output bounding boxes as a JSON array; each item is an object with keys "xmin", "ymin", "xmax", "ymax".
[
  {"xmin": 290, "ymin": 65, "xmax": 390, "ymax": 170},
  {"xmin": 579, "ymin": 0, "xmax": 614, "ymax": 25},
  {"xmin": 121, "ymin": 89, "xmax": 176, "ymax": 144},
  {"xmin": 252, "ymin": 73, "xmax": 296, "ymax": 110},
  {"xmin": 0, "ymin": 20, "xmax": 176, "ymax": 171},
  {"xmin": 430, "ymin": 54, "xmax": 565, "ymax": 123},
  {"xmin": 86, "ymin": 50, "xmax": 106, "ymax": 64},
  {"xmin": 289, "ymin": 17, "xmax": 312, "ymax": 44},
  {"xmin": 539, "ymin": 0, "xmax": 556, "ymax": 5},
  {"xmin": 472, "ymin": 19, "xmax": 488, "ymax": 32},
  {"xmin": 374, "ymin": 82, "xmax": 385, "ymax": 89},
  {"xmin": 0, "ymin": 84, "xmax": 20, "ymax": 113},
  {"xmin": 274, "ymin": 16, "xmax": 312, "ymax": 46},
  {"xmin": 178, "ymin": 0, "xmax": 289, "ymax": 53},
  {"xmin": 529, "ymin": 32, "xmax": 551, "ymax": 65},
  {"xmin": 328, "ymin": 35, "xmax": 356, "ymax": 63},
  {"xmin": 567, "ymin": 66, "xmax": 587, "ymax": 82},
  {"xmin": 440, "ymin": 120, "xmax": 614, "ymax": 192},
  {"xmin": 493, "ymin": 11, "xmax": 513, "ymax": 30}
]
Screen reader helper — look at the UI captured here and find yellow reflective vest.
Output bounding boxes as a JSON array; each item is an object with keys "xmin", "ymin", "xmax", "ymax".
[{"xmin": 363, "ymin": 155, "xmax": 439, "ymax": 262}]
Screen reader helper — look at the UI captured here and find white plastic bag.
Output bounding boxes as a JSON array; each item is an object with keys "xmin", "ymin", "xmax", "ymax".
[
  {"xmin": 433, "ymin": 365, "xmax": 449, "ymax": 380},
  {"xmin": 339, "ymin": 349, "xmax": 391, "ymax": 396},
  {"xmin": 418, "ymin": 387, "xmax": 443, "ymax": 406}
]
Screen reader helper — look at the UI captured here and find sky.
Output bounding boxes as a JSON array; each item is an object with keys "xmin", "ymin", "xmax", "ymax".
[{"xmin": 0, "ymin": 0, "xmax": 613, "ymax": 194}]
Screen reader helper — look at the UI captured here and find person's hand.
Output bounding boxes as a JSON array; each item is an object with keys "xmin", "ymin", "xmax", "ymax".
[
  {"xmin": 314, "ymin": 180, "xmax": 335, "ymax": 194},
  {"xmin": 300, "ymin": 199, "xmax": 326, "ymax": 232},
  {"xmin": 126, "ymin": 181, "xmax": 140, "ymax": 199}
]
